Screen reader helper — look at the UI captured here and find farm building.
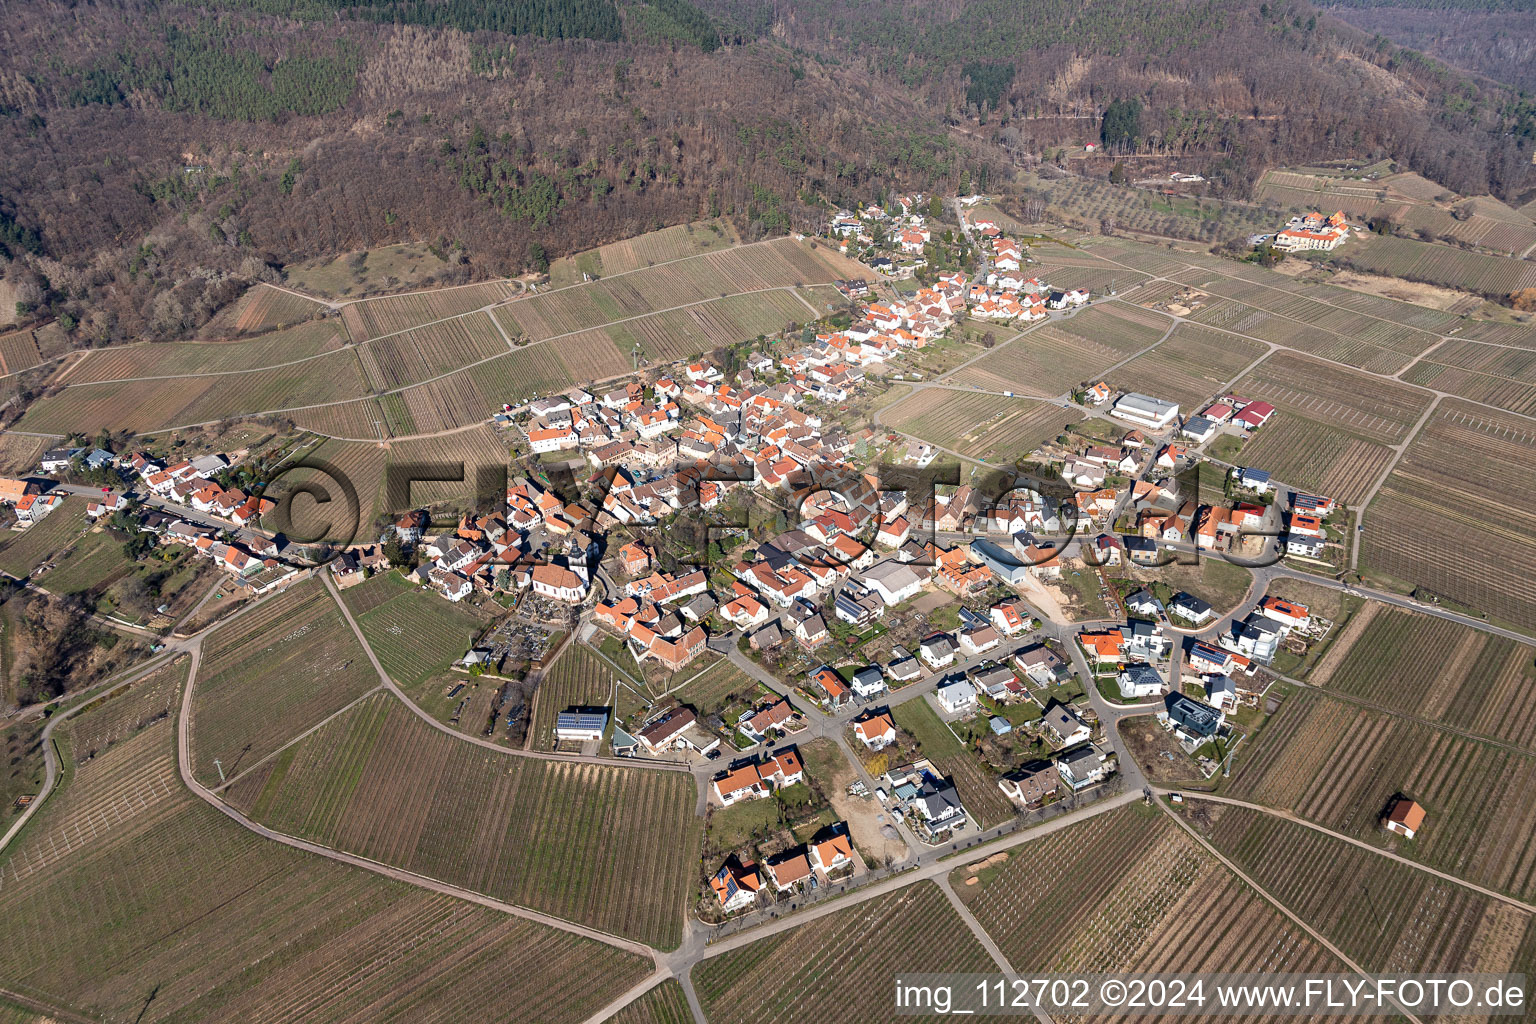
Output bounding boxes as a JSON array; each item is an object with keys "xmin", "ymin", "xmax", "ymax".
[
  {"xmin": 555, "ymin": 710, "xmax": 609, "ymax": 743},
  {"xmin": 1111, "ymin": 393, "xmax": 1180, "ymax": 431},
  {"xmin": 1385, "ymin": 798, "xmax": 1426, "ymax": 840}
]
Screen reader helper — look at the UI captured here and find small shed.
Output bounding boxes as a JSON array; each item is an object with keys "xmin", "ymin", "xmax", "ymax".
[{"xmin": 1385, "ymin": 798, "xmax": 1426, "ymax": 840}]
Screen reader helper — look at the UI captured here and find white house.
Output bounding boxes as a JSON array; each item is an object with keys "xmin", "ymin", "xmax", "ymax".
[
  {"xmin": 862, "ymin": 560, "xmax": 924, "ymax": 606},
  {"xmin": 935, "ymin": 679, "xmax": 976, "ymax": 714}
]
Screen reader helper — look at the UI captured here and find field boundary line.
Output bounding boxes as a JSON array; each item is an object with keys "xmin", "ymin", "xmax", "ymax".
[
  {"xmin": 1167, "ymin": 791, "xmax": 1536, "ymax": 915},
  {"xmin": 575, "ymin": 969, "xmax": 676, "ymax": 1024},
  {"xmin": 1161, "ymin": 799, "xmax": 1427, "ymax": 1024},
  {"xmin": 319, "ymin": 574, "xmax": 692, "ymax": 773},
  {"xmin": 208, "ymin": 683, "xmax": 386, "ymax": 794},
  {"xmin": 1350, "ymin": 394, "xmax": 1443, "ymax": 569},
  {"xmin": 175, "ymin": 637, "xmax": 664, "ymax": 961},
  {"xmin": 129, "ymin": 285, "xmax": 831, "ymax": 439}
]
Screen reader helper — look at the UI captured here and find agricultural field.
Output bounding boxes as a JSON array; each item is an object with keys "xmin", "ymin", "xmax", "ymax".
[
  {"xmin": 1360, "ymin": 400, "xmax": 1536, "ymax": 629},
  {"xmin": 1103, "ymin": 323, "xmax": 1266, "ymax": 409},
  {"xmin": 358, "ymin": 312, "xmax": 508, "ymax": 390},
  {"xmin": 63, "ymin": 320, "xmax": 348, "ymax": 384},
  {"xmin": 0, "ymin": 500, "xmax": 90, "ymax": 578},
  {"xmin": 1225, "ymin": 688, "xmax": 1536, "ymax": 901},
  {"xmin": 262, "ymin": 435, "xmax": 389, "ymax": 545},
  {"xmin": 0, "ymin": 694, "xmax": 648, "ymax": 1023},
  {"xmin": 1192, "ymin": 292, "xmax": 1425, "ymax": 375},
  {"xmin": 883, "ymin": 389, "xmax": 1082, "ymax": 465},
  {"xmin": 63, "ymin": 657, "xmax": 189, "ymax": 765},
  {"xmin": 1226, "ymin": 350, "xmax": 1432, "ymax": 502},
  {"xmin": 0, "ymin": 326, "xmax": 45, "ymax": 376},
  {"xmin": 188, "ymin": 579, "xmax": 380, "ymax": 788},
  {"xmin": 890, "ymin": 698, "xmax": 1014, "ymax": 828},
  {"xmin": 341, "ymin": 281, "xmax": 513, "ymax": 340},
  {"xmin": 1204, "ymin": 804, "xmax": 1536, "ymax": 977},
  {"xmin": 673, "ymin": 659, "xmax": 760, "ymax": 721},
  {"xmin": 954, "ymin": 803, "xmax": 1349, "ymax": 980},
  {"xmin": 226, "ymin": 692, "xmax": 701, "ymax": 948},
  {"xmin": 352, "ymin": 573, "xmax": 490, "ymax": 686},
  {"xmin": 602, "ymin": 979, "xmax": 692, "ymax": 1024},
  {"xmin": 692, "ymin": 882, "xmax": 995, "ymax": 1024},
  {"xmin": 614, "ymin": 289, "xmax": 816, "ymax": 363},
  {"xmin": 949, "ymin": 324, "xmax": 1135, "ymax": 397},
  {"xmin": 0, "ymin": 433, "xmax": 47, "ymax": 475},
  {"xmin": 383, "ymin": 425, "xmax": 511, "ymax": 507},
  {"xmin": 527, "ymin": 646, "xmax": 623, "ymax": 750},
  {"xmin": 1229, "ymin": 415, "xmax": 1396, "ymax": 504},
  {"xmin": 494, "ymin": 237, "xmax": 846, "ymax": 345},
  {"xmin": 19, "ymin": 347, "xmax": 371, "ymax": 434},
  {"xmin": 1401, "ymin": 338, "xmax": 1536, "ymax": 416},
  {"xmin": 1052, "ymin": 300, "xmax": 1172, "ymax": 353},
  {"xmin": 391, "ymin": 344, "xmax": 580, "ymax": 435},
  {"xmin": 201, "ymin": 283, "xmax": 326, "ymax": 336},
  {"xmin": 549, "ymin": 220, "xmax": 739, "ymax": 286},
  {"xmin": 1345, "ymin": 234, "xmax": 1536, "ymax": 298},
  {"xmin": 1024, "ymin": 171, "xmax": 1278, "ymax": 244},
  {"xmin": 1311, "ymin": 604, "xmax": 1536, "ymax": 750},
  {"xmin": 290, "ymin": 396, "xmax": 390, "ymax": 439}
]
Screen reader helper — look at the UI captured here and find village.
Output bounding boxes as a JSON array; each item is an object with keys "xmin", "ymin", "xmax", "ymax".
[{"xmin": 0, "ymin": 193, "xmax": 1373, "ymax": 926}]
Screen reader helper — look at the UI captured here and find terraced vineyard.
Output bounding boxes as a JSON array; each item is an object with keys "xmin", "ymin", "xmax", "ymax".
[
  {"xmin": 1345, "ymin": 235, "xmax": 1536, "ymax": 298},
  {"xmin": 1227, "ymin": 688, "xmax": 1536, "ymax": 901},
  {"xmin": 0, "ymin": 692, "xmax": 648, "ymax": 1023},
  {"xmin": 62, "ymin": 321, "xmax": 350, "ymax": 383},
  {"xmin": 342, "ymin": 281, "xmax": 512, "ymax": 340},
  {"xmin": 188, "ymin": 580, "xmax": 379, "ymax": 788},
  {"xmin": 359, "ymin": 312, "xmax": 508, "ymax": 389},
  {"xmin": 227, "ymin": 692, "xmax": 701, "ymax": 948},
  {"xmin": 1361, "ymin": 400, "xmax": 1536, "ymax": 628},
  {"xmin": 203, "ymin": 283, "xmax": 326, "ymax": 335},
  {"xmin": 549, "ymin": 220, "xmax": 738, "ymax": 286},
  {"xmin": 0, "ymin": 326, "xmax": 45, "ymax": 376},
  {"xmin": 693, "ymin": 882, "xmax": 995, "ymax": 1023},
  {"xmin": 954, "ymin": 804, "xmax": 1349, "ymax": 980}
]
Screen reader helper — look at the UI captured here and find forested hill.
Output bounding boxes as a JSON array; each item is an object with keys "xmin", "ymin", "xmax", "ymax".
[
  {"xmin": 1322, "ymin": 0, "xmax": 1536, "ymax": 92},
  {"xmin": 0, "ymin": 0, "xmax": 1531, "ymax": 355}
]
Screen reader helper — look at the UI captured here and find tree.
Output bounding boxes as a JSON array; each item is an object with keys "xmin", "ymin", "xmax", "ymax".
[
  {"xmin": 1511, "ymin": 288, "xmax": 1536, "ymax": 312},
  {"xmin": 1100, "ymin": 98, "xmax": 1142, "ymax": 152},
  {"xmin": 1108, "ymin": 161, "xmax": 1127, "ymax": 185}
]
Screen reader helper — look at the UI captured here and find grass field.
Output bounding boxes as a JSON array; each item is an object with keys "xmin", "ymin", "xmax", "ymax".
[
  {"xmin": 884, "ymin": 389, "xmax": 1082, "ymax": 464},
  {"xmin": 284, "ymin": 241, "xmax": 467, "ymax": 299},
  {"xmin": 188, "ymin": 580, "xmax": 380, "ymax": 787},
  {"xmin": 0, "ymin": 687, "xmax": 649, "ymax": 1023},
  {"xmin": 350, "ymin": 572, "xmax": 489, "ymax": 686},
  {"xmin": 1312, "ymin": 604, "xmax": 1536, "ymax": 750},
  {"xmin": 692, "ymin": 882, "xmax": 995, "ymax": 1023},
  {"xmin": 0, "ymin": 501, "xmax": 89, "ymax": 578},
  {"xmin": 1204, "ymin": 803, "xmax": 1536, "ymax": 977},
  {"xmin": 1360, "ymin": 400, "xmax": 1536, "ymax": 629},
  {"xmin": 890, "ymin": 698, "xmax": 1014, "ymax": 828},
  {"xmin": 1226, "ymin": 688, "xmax": 1536, "ymax": 901},
  {"xmin": 226, "ymin": 691, "xmax": 701, "ymax": 948},
  {"xmin": 953, "ymin": 803, "xmax": 1349, "ymax": 979}
]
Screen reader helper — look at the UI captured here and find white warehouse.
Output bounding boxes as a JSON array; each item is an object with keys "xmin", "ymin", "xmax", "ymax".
[{"xmin": 1111, "ymin": 393, "xmax": 1180, "ymax": 431}]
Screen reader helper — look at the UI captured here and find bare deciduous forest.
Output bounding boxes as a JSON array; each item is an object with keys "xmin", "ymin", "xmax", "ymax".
[{"xmin": 0, "ymin": 0, "xmax": 1530, "ymax": 361}]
